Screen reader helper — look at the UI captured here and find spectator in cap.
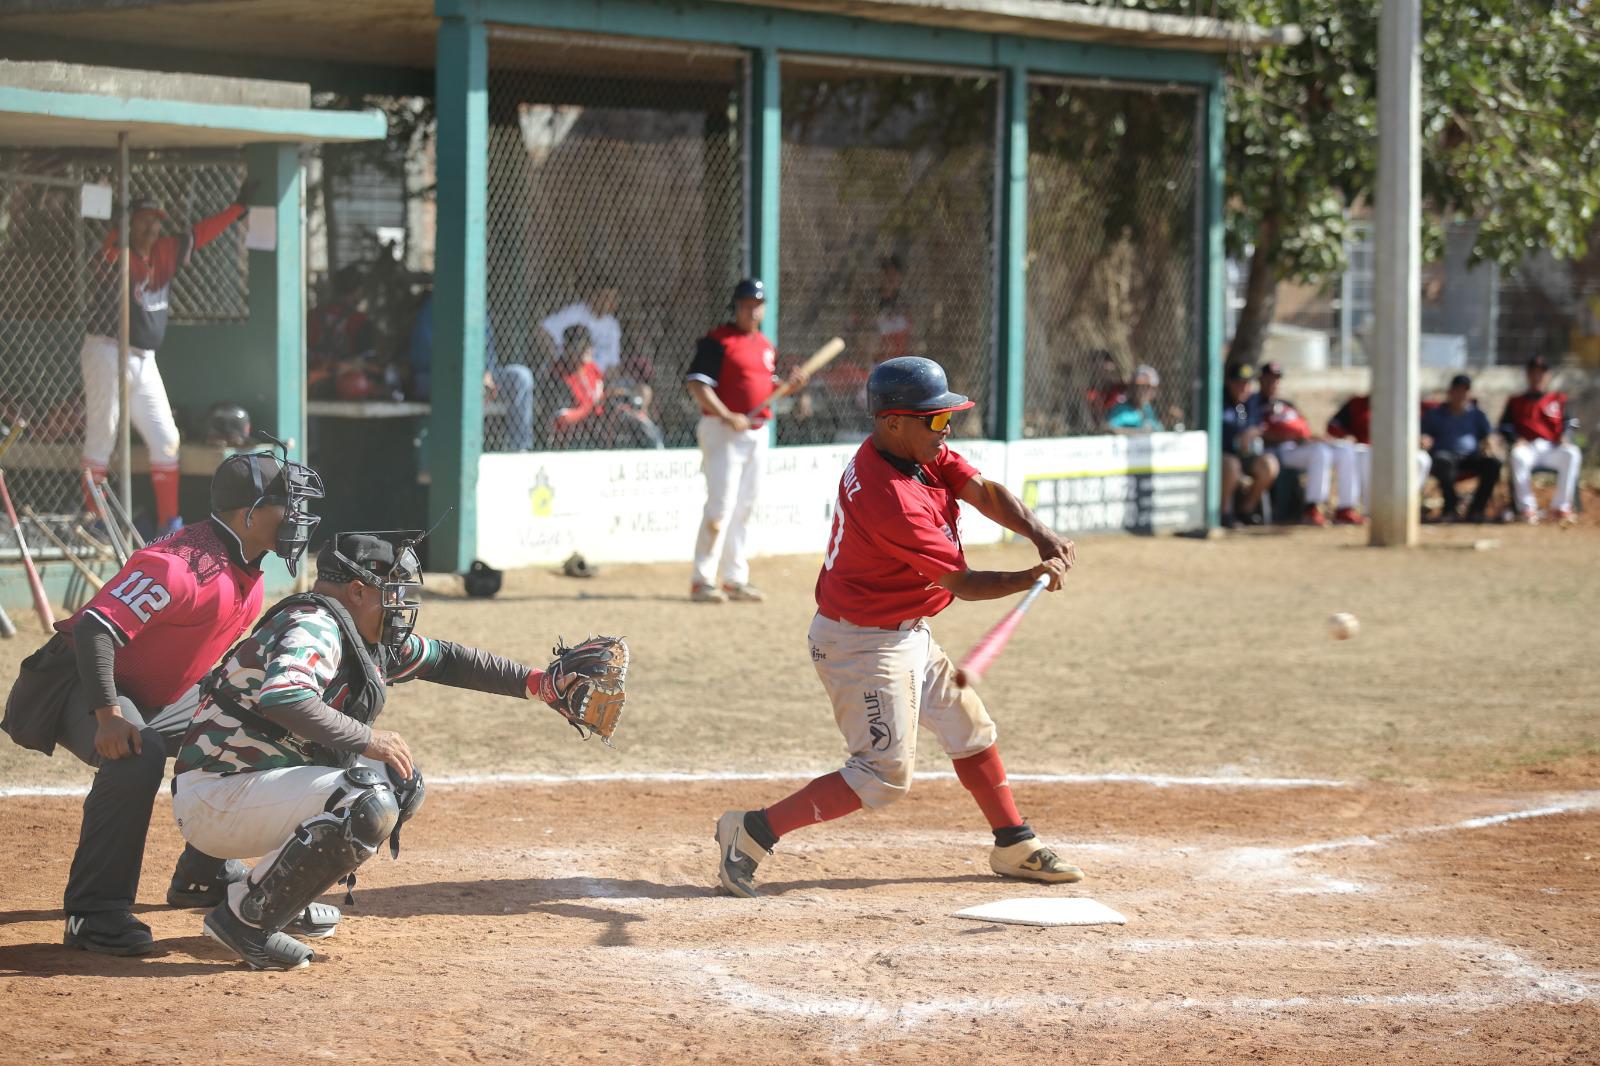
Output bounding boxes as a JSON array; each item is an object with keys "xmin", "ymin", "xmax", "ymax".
[
  {"xmin": 1497, "ymin": 355, "xmax": 1581, "ymax": 524},
  {"xmin": 1420, "ymin": 374, "xmax": 1500, "ymax": 522},
  {"xmin": 1325, "ymin": 391, "xmax": 1433, "ymax": 520},
  {"xmin": 1106, "ymin": 365, "xmax": 1165, "ymax": 434},
  {"xmin": 1258, "ymin": 362, "xmax": 1363, "ymax": 526},
  {"xmin": 1219, "ymin": 362, "xmax": 1276, "ymax": 528},
  {"xmin": 81, "ymin": 182, "xmax": 254, "ymax": 533}
]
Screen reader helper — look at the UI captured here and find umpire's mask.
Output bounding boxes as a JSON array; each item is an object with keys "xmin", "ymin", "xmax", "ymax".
[
  {"xmin": 209, "ymin": 434, "xmax": 325, "ymax": 575},
  {"xmin": 317, "ymin": 531, "xmax": 424, "ymax": 649}
]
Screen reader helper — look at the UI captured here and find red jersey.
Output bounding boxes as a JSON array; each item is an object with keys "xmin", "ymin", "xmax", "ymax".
[
  {"xmin": 815, "ymin": 441, "xmax": 978, "ymax": 628},
  {"xmin": 90, "ymin": 205, "xmax": 245, "ymax": 350},
  {"xmin": 687, "ymin": 324, "xmax": 778, "ymax": 423},
  {"xmin": 1327, "ymin": 395, "xmax": 1371, "ymax": 445},
  {"xmin": 55, "ymin": 519, "xmax": 264, "ymax": 708},
  {"xmin": 1261, "ymin": 397, "xmax": 1312, "ymax": 444},
  {"xmin": 1499, "ymin": 391, "xmax": 1568, "ymax": 443}
]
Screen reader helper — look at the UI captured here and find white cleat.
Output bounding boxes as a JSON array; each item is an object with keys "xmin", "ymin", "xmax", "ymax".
[
  {"xmin": 990, "ymin": 839, "xmax": 1085, "ymax": 884},
  {"xmin": 714, "ymin": 810, "xmax": 770, "ymax": 898}
]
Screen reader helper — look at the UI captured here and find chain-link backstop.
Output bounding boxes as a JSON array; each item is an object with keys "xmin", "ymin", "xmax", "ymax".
[
  {"xmin": 484, "ymin": 29, "xmax": 746, "ymax": 452},
  {"xmin": 778, "ymin": 59, "xmax": 998, "ymax": 444},
  {"xmin": 1025, "ymin": 79, "xmax": 1202, "ymax": 438},
  {"xmin": 0, "ymin": 148, "xmax": 246, "ymax": 555}
]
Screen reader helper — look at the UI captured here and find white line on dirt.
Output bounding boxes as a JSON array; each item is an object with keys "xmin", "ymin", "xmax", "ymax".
[
  {"xmin": 653, "ymin": 935, "xmax": 1599, "ymax": 1033},
  {"xmin": 1287, "ymin": 794, "xmax": 1600, "ymax": 855},
  {"xmin": 0, "ymin": 769, "xmax": 1350, "ymax": 800}
]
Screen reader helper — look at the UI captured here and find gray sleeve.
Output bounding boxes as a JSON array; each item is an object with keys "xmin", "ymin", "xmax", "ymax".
[
  {"xmin": 422, "ymin": 640, "xmax": 533, "ymax": 699},
  {"xmin": 74, "ymin": 613, "xmax": 119, "ymax": 711},
  {"xmin": 255, "ymin": 694, "xmax": 373, "ymax": 755}
]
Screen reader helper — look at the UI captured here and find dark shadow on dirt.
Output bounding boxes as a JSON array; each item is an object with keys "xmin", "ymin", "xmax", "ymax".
[
  {"xmin": 0, "ymin": 935, "xmax": 231, "ymax": 978},
  {"xmin": 350, "ymin": 876, "xmax": 709, "ymax": 917}
]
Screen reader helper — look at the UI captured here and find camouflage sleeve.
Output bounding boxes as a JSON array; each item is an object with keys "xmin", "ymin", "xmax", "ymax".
[
  {"xmin": 386, "ymin": 633, "xmax": 443, "ymax": 685},
  {"xmin": 258, "ymin": 607, "xmax": 344, "ymax": 708}
]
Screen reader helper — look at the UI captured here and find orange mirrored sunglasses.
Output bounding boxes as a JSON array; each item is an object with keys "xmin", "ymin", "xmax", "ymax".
[{"xmin": 919, "ymin": 410, "xmax": 955, "ymax": 432}]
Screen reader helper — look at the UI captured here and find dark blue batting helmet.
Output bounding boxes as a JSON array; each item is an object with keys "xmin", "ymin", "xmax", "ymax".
[{"xmin": 867, "ymin": 357, "xmax": 974, "ymax": 416}]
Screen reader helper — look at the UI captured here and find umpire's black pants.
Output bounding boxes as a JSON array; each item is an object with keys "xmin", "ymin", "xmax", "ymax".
[
  {"xmin": 55, "ymin": 684, "xmax": 202, "ymax": 915},
  {"xmin": 1429, "ymin": 449, "xmax": 1502, "ymax": 518}
]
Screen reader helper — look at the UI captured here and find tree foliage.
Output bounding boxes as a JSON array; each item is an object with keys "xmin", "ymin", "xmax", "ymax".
[{"xmin": 1109, "ymin": 0, "xmax": 1600, "ymax": 359}]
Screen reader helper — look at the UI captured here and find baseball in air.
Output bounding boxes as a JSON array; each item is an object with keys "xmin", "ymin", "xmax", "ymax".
[{"xmin": 1327, "ymin": 612, "xmax": 1359, "ymax": 640}]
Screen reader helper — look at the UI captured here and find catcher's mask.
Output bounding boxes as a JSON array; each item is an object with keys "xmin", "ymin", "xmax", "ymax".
[
  {"xmin": 317, "ymin": 530, "xmax": 424, "ymax": 649},
  {"xmin": 209, "ymin": 432, "xmax": 324, "ymax": 575}
]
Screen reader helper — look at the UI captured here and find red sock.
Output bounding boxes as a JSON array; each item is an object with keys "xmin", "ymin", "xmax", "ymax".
[
  {"xmin": 952, "ymin": 744, "xmax": 1024, "ymax": 831},
  {"xmin": 150, "ymin": 465, "xmax": 179, "ymax": 527},
  {"xmin": 764, "ymin": 771, "xmax": 863, "ymax": 839}
]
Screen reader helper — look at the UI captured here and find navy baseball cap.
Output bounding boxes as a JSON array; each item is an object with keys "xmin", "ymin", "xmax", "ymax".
[
  {"xmin": 1226, "ymin": 363, "xmax": 1255, "ymax": 381},
  {"xmin": 210, "ymin": 453, "xmax": 285, "ymax": 512},
  {"xmin": 1449, "ymin": 373, "xmax": 1473, "ymax": 390}
]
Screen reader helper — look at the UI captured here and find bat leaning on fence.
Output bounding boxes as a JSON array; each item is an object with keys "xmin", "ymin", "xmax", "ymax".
[
  {"xmin": 82, "ymin": 470, "xmax": 129, "ymax": 567},
  {"xmin": 23, "ymin": 506, "xmax": 104, "ymax": 591},
  {"xmin": 0, "ymin": 469, "xmax": 56, "ymax": 631},
  {"xmin": 0, "ymin": 421, "xmax": 21, "ymax": 638}
]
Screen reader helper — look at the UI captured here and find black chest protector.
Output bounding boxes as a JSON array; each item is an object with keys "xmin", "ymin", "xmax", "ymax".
[{"xmin": 202, "ymin": 592, "xmax": 389, "ymax": 769}]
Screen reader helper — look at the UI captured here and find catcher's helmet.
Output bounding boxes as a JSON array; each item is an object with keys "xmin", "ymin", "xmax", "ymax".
[
  {"xmin": 867, "ymin": 357, "xmax": 974, "ymax": 417},
  {"xmin": 731, "ymin": 277, "xmax": 766, "ymax": 304},
  {"xmin": 463, "ymin": 559, "xmax": 503, "ymax": 598},
  {"xmin": 205, "ymin": 402, "xmax": 253, "ymax": 447}
]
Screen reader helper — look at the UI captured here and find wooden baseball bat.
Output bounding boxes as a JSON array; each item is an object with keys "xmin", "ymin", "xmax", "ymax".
[
  {"xmin": 101, "ymin": 483, "xmax": 147, "ymax": 550},
  {"xmin": 82, "ymin": 470, "xmax": 129, "ymax": 566},
  {"xmin": 0, "ymin": 601, "xmax": 15, "ymax": 639},
  {"xmin": 0, "ymin": 419, "xmax": 24, "ymax": 464},
  {"xmin": 0, "ymin": 420, "xmax": 24, "ymax": 637},
  {"xmin": 23, "ymin": 506, "xmax": 104, "ymax": 591},
  {"xmin": 747, "ymin": 336, "xmax": 845, "ymax": 415},
  {"xmin": 0, "ymin": 470, "xmax": 55, "ymax": 630},
  {"xmin": 953, "ymin": 573, "xmax": 1051, "ymax": 689}
]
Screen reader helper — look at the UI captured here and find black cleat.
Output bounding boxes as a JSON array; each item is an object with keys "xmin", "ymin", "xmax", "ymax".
[
  {"xmin": 64, "ymin": 910, "xmax": 153, "ymax": 957},
  {"xmin": 167, "ymin": 847, "xmax": 249, "ymax": 909},
  {"xmin": 203, "ymin": 903, "xmax": 312, "ymax": 971}
]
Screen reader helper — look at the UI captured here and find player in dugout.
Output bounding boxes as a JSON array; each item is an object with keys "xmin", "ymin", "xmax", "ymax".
[{"xmin": 713, "ymin": 356, "xmax": 1082, "ymax": 898}]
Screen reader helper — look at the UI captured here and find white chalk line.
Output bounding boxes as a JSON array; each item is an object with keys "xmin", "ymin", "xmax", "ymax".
[
  {"xmin": 645, "ymin": 936, "xmax": 1600, "ymax": 1032},
  {"xmin": 1287, "ymin": 794, "xmax": 1600, "ymax": 855},
  {"xmin": 0, "ymin": 768, "xmax": 1351, "ymax": 800}
]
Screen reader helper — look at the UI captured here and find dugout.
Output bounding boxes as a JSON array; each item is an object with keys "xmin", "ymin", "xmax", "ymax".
[
  {"xmin": 0, "ymin": 59, "xmax": 384, "ymax": 615},
  {"xmin": 0, "ymin": 1, "xmax": 1295, "ymax": 591}
]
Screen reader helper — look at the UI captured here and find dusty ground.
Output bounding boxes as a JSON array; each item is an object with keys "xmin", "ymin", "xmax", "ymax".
[{"xmin": 1, "ymin": 514, "xmax": 1597, "ymax": 1063}]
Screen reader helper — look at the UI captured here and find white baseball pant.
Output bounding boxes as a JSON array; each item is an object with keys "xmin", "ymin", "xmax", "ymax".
[
  {"xmin": 692, "ymin": 415, "xmax": 766, "ymax": 589},
  {"xmin": 172, "ymin": 762, "xmax": 380, "ymax": 864},
  {"xmin": 79, "ymin": 333, "xmax": 180, "ymax": 471},
  {"xmin": 1272, "ymin": 440, "xmax": 1353, "ymax": 505},
  {"xmin": 1509, "ymin": 438, "xmax": 1582, "ymax": 514},
  {"xmin": 1352, "ymin": 445, "xmax": 1434, "ymax": 510},
  {"xmin": 806, "ymin": 612, "xmax": 997, "ymax": 809}
]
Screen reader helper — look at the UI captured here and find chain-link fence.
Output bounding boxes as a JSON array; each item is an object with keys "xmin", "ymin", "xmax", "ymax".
[
  {"xmin": 777, "ymin": 59, "xmax": 998, "ymax": 444},
  {"xmin": 1025, "ymin": 79, "xmax": 1202, "ymax": 438},
  {"xmin": 483, "ymin": 28, "xmax": 746, "ymax": 452},
  {"xmin": 0, "ymin": 147, "xmax": 246, "ymax": 557}
]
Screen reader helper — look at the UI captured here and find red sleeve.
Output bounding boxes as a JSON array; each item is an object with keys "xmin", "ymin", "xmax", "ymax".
[
  {"xmin": 191, "ymin": 203, "xmax": 246, "ymax": 250},
  {"xmin": 931, "ymin": 446, "xmax": 979, "ymax": 495},
  {"xmin": 78, "ymin": 550, "xmax": 197, "ymax": 646}
]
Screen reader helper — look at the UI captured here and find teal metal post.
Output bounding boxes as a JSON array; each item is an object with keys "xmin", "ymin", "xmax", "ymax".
[
  {"xmin": 997, "ymin": 62, "xmax": 1028, "ymax": 441},
  {"xmin": 1203, "ymin": 77, "xmax": 1226, "ymax": 529},
  {"xmin": 243, "ymin": 143, "xmax": 305, "ymax": 462},
  {"xmin": 751, "ymin": 46, "xmax": 781, "ymax": 343},
  {"xmin": 433, "ymin": 14, "xmax": 488, "ymax": 572}
]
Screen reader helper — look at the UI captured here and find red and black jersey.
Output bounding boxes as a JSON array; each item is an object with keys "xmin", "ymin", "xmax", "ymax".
[
  {"xmin": 1261, "ymin": 397, "xmax": 1312, "ymax": 445},
  {"xmin": 1327, "ymin": 395, "xmax": 1372, "ymax": 445},
  {"xmin": 686, "ymin": 324, "xmax": 778, "ymax": 423},
  {"xmin": 89, "ymin": 205, "xmax": 245, "ymax": 350},
  {"xmin": 1498, "ymin": 390, "xmax": 1569, "ymax": 444}
]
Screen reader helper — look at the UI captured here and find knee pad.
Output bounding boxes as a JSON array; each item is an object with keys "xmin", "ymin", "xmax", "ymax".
[{"xmin": 238, "ymin": 770, "xmax": 397, "ymax": 933}]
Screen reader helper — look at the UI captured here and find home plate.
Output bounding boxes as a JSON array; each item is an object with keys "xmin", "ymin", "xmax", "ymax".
[{"xmin": 953, "ymin": 898, "xmax": 1127, "ymax": 928}]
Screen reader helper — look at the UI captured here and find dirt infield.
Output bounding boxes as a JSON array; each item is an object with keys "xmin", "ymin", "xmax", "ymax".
[{"xmin": 1, "ymin": 522, "xmax": 1597, "ymax": 1063}]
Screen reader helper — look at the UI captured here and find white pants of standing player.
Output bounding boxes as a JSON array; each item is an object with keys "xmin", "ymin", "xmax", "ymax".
[
  {"xmin": 1508, "ymin": 438, "xmax": 1582, "ymax": 514},
  {"xmin": 1351, "ymin": 444, "xmax": 1434, "ymax": 510},
  {"xmin": 807, "ymin": 612, "xmax": 997, "ymax": 809},
  {"xmin": 79, "ymin": 333, "xmax": 180, "ymax": 472},
  {"xmin": 172, "ymin": 761, "xmax": 383, "ymax": 868},
  {"xmin": 692, "ymin": 415, "xmax": 766, "ymax": 589}
]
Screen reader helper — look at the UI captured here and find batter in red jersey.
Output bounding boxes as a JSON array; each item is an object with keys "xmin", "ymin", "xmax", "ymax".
[
  {"xmin": 1, "ymin": 444, "xmax": 324, "ymax": 957},
  {"xmin": 685, "ymin": 278, "xmax": 808, "ymax": 603},
  {"xmin": 713, "ymin": 357, "xmax": 1082, "ymax": 897}
]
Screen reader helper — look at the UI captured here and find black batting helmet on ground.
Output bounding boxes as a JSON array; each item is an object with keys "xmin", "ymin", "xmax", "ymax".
[
  {"xmin": 867, "ymin": 357, "xmax": 975, "ymax": 417},
  {"xmin": 732, "ymin": 278, "xmax": 766, "ymax": 304},
  {"xmin": 204, "ymin": 402, "xmax": 252, "ymax": 447}
]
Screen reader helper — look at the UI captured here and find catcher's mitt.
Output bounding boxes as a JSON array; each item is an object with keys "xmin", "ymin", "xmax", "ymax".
[{"xmin": 537, "ymin": 635, "xmax": 628, "ymax": 744}]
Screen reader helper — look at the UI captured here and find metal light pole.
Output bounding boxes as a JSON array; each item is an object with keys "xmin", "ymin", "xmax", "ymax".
[
  {"xmin": 1369, "ymin": 0, "xmax": 1421, "ymax": 546},
  {"xmin": 116, "ymin": 131, "xmax": 133, "ymax": 516}
]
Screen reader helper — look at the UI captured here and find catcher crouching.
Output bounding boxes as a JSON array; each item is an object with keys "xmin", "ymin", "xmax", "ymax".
[{"xmin": 168, "ymin": 531, "xmax": 627, "ymax": 970}]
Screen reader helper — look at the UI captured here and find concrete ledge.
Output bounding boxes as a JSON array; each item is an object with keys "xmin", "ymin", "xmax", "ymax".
[{"xmin": 0, "ymin": 59, "xmax": 310, "ymax": 109}]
